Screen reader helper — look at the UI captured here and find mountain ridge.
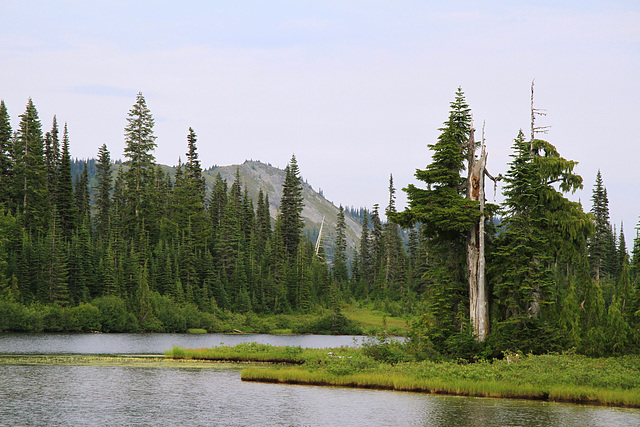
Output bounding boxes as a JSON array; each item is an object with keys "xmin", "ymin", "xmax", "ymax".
[{"xmin": 72, "ymin": 158, "xmax": 362, "ymax": 260}]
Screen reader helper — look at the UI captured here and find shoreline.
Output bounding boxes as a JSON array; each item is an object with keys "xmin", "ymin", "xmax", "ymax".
[
  {"xmin": 165, "ymin": 344, "xmax": 640, "ymax": 409},
  {"xmin": 3, "ymin": 347, "xmax": 639, "ymax": 410}
]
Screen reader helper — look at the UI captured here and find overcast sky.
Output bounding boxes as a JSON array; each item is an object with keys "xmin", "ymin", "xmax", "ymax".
[{"xmin": 2, "ymin": 1, "xmax": 639, "ymax": 244}]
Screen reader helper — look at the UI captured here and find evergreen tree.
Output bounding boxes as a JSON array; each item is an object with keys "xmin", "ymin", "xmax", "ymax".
[
  {"xmin": 394, "ymin": 88, "xmax": 478, "ymax": 351},
  {"xmin": 182, "ymin": 127, "xmax": 208, "ymax": 248},
  {"xmin": 12, "ymin": 98, "xmax": 50, "ymax": 233},
  {"xmin": 208, "ymin": 173, "xmax": 228, "ymax": 238},
  {"xmin": 185, "ymin": 127, "xmax": 205, "ymax": 198},
  {"xmin": 122, "ymin": 92, "xmax": 157, "ymax": 237},
  {"xmin": 382, "ymin": 174, "xmax": 406, "ymax": 297},
  {"xmin": 333, "ymin": 206, "xmax": 349, "ymax": 287},
  {"xmin": 43, "ymin": 209, "xmax": 69, "ymax": 305},
  {"xmin": 44, "ymin": 116, "xmax": 60, "ymax": 196},
  {"xmin": 370, "ymin": 204, "xmax": 383, "ymax": 288},
  {"xmin": 255, "ymin": 189, "xmax": 272, "ymax": 261},
  {"xmin": 0, "ymin": 100, "xmax": 12, "ymax": 207},
  {"xmin": 358, "ymin": 210, "xmax": 372, "ymax": 297},
  {"xmin": 631, "ymin": 223, "xmax": 640, "ymax": 281},
  {"xmin": 588, "ymin": 170, "xmax": 612, "ymax": 282},
  {"xmin": 278, "ymin": 155, "xmax": 304, "ymax": 260},
  {"xmin": 616, "ymin": 224, "xmax": 627, "ymax": 279},
  {"xmin": 491, "ymin": 129, "xmax": 592, "ymax": 351},
  {"xmin": 56, "ymin": 124, "xmax": 76, "ymax": 237},
  {"xmin": 395, "ymin": 88, "xmax": 478, "ymax": 241},
  {"xmin": 94, "ymin": 144, "xmax": 112, "ymax": 241},
  {"xmin": 74, "ymin": 162, "xmax": 91, "ymax": 227}
]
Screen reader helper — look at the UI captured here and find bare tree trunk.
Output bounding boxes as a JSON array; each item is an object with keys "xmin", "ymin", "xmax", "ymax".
[{"xmin": 466, "ymin": 124, "xmax": 492, "ymax": 341}]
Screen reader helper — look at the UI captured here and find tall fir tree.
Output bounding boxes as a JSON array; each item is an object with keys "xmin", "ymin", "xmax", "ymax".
[
  {"xmin": 278, "ymin": 155, "xmax": 305, "ymax": 260},
  {"xmin": 394, "ymin": 88, "xmax": 478, "ymax": 351},
  {"xmin": 94, "ymin": 144, "xmax": 112, "ymax": 242},
  {"xmin": 382, "ymin": 174, "xmax": 406, "ymax": 297},
  {"xmin": 44, "ymin": 116, "xmax": 60, "ymax": 197},
  {"xmin": 357, "ymin": 210, "xmax": 372, "ymax": 297},
  {"xmin": 56, "ymin": 123, "xmax": 76, "ymax": 237},
  {"xmin": 588, "ymin": 170, "xmax": 612, "ymax": 282},
  {"xmin": 44, "ymin": 208, "xmax": 69, "ymax": 305},
  {"xmin": 182, "ymin": 127, "xmax": 208, "ymax": 248},
  {"xmin": 333, "ymin": 205, "xmax": 349, "ymax": 287},
  {"xmin": 122, "ymin": 92, "xmax": 157, "ymax": 238},
  {"xmin": 12, "ymin": 98, "xmax": 50, "ymax": 234},
  {"xmin": 0, "ymin": 100, "xmax": 13, "ymax": 207},
  {"xmin": 74, "ymin": 162, "xmax": 91, "ymax": 227},
  {"xmin": 491, "ymin": 129, "xmax": 592, "ymax": 352}
]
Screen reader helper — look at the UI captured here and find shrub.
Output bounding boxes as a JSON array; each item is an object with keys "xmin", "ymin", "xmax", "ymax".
[
  {"xmin": 362, "ymin": 336, "xmax": 412, "ymax": 364},
  {"xmin": 93, "ymin": 296, "xmax": 136, "ymax": 332},
  {"xmin": 0, "ymin": 299, "xmax": 40, "ymax": 332},
  {"xmin": 69, "ymin": 303, "xmax": 102, "ymax": 332},
  {"xmin": 41, "ymin": 305, "xmax": 67, "ymax": 332},
  {"xmin": 149, "ymin": 293, "xmax": 186, "ymax": 332},
  {"xmin": 296, "ymin": 313, "xmax": 363, "ymax": 335},
  {"xmin": 140, "ymin": 315, "xmax": 165, "ymax": 332}
]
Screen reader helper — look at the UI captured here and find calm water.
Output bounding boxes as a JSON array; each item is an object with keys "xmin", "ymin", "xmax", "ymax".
[
  {"xmin": 1, "ymin": 334, "xmax": 639, "ymax": 426},
  {"xmin": 0, "ymin": 332, "xmax": 364, "ymax": 354}
]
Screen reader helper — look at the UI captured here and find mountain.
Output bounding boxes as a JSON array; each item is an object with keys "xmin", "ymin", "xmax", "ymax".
[
  {"xmin": 204, "ymin": 160, "xmax": 362, "ymax": 260},
  {"xmin": 73, "ymin": 158, "xmax": 362, "ymax": 261}
]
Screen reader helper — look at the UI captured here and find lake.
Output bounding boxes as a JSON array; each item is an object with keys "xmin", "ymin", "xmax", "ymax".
[{"xmin": 1, "ymin": 333, "xmax": 638, "ymax": 426}]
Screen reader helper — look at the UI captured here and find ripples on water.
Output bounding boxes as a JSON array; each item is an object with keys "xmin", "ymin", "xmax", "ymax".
[
  {"xmin": 0, "ymin": 334, "xmax": 639, "ymax": 426},
  {"xmin": 1, "ymin": 364, "xmax": 638, "ymax": 426}
]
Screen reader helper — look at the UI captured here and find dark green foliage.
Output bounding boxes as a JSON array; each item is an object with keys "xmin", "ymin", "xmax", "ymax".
[
  {"xmin": 296, "ymin": 312, "xmax": 363, "ymax": 335},
  {"xmin": 44, "ymin": 116, "xmax": 60, "ymax": 198},
  {"xmin": 278, "ymin": 155, "xmax": 304, "ymax": 260},
  {"xmin": 74, "ymin": 162, "xmax": 91, "ymax": 226},
  {"xmin": 94, "ymin": 144, "xmax": 112, "ymax": 241},
  {"xmin": 394, "ymin": 88, "xmax": 477, "ymax": 353},
  {"xmin": 0, "ymin": 300, "xmax": 41, "ymax": 332},
  {"xmin": 2, "ymin": 90, "xmax": 639, "ymax": 358},
  {"xmin": 0, "ymin": 100, "xmax": 12, "ymax": 206},
  {"xmin": 361, "ymin": 336, "xmax": 413, "ymax": 364},
  {"xmin": 395, "ymin": 88, "xmax": 479, "ymax": 241},
  {"xmin": 93, "ymin": 295, "xmax": 138, "ymax": 332},
  {"xmin": 490, "ymin": 130, "xmax": 593, "ymax": 353},
  {"xmin": 589, "ymin": 170, "xmax": 614, "ymax": 282},
  {"xmin": 333, "ymin": 206, "xmax": 348, "ymax": 286},
  {"xmin": 56, "ymin": 124, "xmax": 76, "ymax": 236},
  {"xmin": 12, "ymin": 98, "xmax": 50, "ymax": 233},
  {"xmin": 122, "ymin": 92, "xmax": 157, "ymax": 240}
]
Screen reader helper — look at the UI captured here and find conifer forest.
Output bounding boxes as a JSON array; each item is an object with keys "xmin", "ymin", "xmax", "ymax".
[{"xmin": 1, "ymin": 89, "xmax": 639, "ymax": 358}]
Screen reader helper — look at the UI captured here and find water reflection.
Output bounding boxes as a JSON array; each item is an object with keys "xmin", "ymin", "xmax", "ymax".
[
  {"xmin": 1, "ymin": 334, "xmax": 639, "ymax": 426},
  {"xmin": 1, "ymin": 364, "xmax": 638, "ymax": 426},
  {"xmin": 0, "ymin": 332, "xmax": 365, "ymax": 354}
]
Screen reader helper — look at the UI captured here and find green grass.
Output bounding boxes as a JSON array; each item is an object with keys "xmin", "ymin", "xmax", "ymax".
[
  {"xmin": 187, "ymin": 328, "xmax": 208, "ymax": 334},
  {"xmin": 165, "ymin": 342, "xmax": 359, "ymax": 364},
  {"xmin": 167, "ymin": 343, "xmax": 640, "ymax": 408},
  {"xmin": 341, "ymin": 305, "xmax": 407, "ymax": 336},
  {"xmin": 269, "ymin": 328, "xmax": 294, "ymax": 335}
]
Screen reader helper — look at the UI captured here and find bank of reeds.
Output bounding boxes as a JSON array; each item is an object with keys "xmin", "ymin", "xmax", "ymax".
[
  {"xmin": 165, "ymin": 342, "xmax": 359, "ymax": 364},
  {"xmin": 167, "ymin": 343, "xmax": 640, "ymax": 408}
]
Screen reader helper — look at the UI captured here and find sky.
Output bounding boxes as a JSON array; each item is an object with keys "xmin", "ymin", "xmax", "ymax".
[{"xmin": 1, "ymin": 1, "xmax": 639, "ymax": 244}]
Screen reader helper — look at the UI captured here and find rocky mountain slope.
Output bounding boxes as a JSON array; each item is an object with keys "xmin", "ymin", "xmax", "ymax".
[{"xmin": 204, "ymin": 160, "xmax": 362, "ymax": 259}]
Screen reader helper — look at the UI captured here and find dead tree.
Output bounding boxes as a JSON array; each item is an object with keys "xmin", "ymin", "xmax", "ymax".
[{"xmin": 466, "ymin": 122, "xmax": 500, "ymax": 341}]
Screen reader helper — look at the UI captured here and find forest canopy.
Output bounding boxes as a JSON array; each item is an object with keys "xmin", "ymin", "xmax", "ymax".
[{"xmin": 0, "ymin": 90, "xmax": 638, "ymax": 358}]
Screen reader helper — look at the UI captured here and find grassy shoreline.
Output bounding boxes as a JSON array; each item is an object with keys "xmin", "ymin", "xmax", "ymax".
[{"xmin": 166, "ymin": 343, "xmax": 640, "ymax": 409}]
